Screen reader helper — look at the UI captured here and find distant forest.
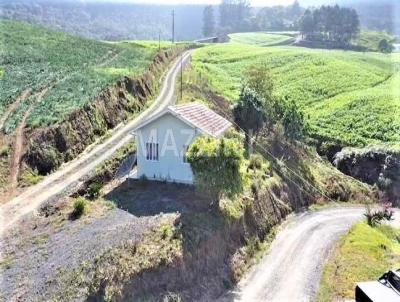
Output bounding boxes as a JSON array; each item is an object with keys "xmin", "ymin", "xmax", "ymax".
[{"xmin": 0, "ymin": 0, "xmax": 397, "ymax": 41}]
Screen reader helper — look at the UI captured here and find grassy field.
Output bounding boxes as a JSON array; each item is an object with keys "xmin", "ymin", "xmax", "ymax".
[
  {"xmin": 228, "ymin": 32, "xmax": 294, "ymax": 47},
  {"xmin": 193, "ymin": 41, "xmax": 400, "ymax": 146},
  {"xmin": 0, "ymin": 21, "xmax": 172, "ymax": 133},
  {"xmin": 317, "ymin": 221, "xmax": 400, "ymax": 301}
]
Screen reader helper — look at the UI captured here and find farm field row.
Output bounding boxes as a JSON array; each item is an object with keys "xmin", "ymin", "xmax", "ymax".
[
  {"xmin": 228, "ymin": 32, "xmax": 294, "ymax": 47},
  {"xmin": 0, "ymin": 21, "xmax": 172, "ymax": 132},
  {"xmin": 193, "ymin": 42, "xmax": 400, "ymax": 146}
]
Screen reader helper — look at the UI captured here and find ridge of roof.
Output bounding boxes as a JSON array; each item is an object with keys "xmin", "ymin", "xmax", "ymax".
[{"xmin": 132, "ymin": 102, "xmax": 232, "ymax": 138}]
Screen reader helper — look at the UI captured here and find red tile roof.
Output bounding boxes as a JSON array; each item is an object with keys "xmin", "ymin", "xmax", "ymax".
[{"xmin": 170, "ymin": 103, "xmax": 232, "ymax": 138}]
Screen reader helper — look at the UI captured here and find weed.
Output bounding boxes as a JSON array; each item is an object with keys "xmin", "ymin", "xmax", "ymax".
[
  {"xmin": 87, "ymin": 182, "xmax": 102, "ymax": 199},
  {"xmin": 0, "ymin": 145, "xmax": 9, "ymax": 157},
  {"xmin": 19, "ymin": 168, "xmax": 44, "ymax": 186},
  {"xmin": 71, "ymin": 197, "xmax": 88, "ymax": 219}
]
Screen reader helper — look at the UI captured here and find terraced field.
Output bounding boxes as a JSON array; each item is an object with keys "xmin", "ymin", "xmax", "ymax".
[
  {"xmin": 193, "ymin": 42, "xmax": 400, "ymax": 146},
  {"xmin": 228, "ymin": 32, "xmax": 294, "ymax": 47},
  {"xmin": 0, "ymin": 21, "xmax": 169, "ymax": 132}
]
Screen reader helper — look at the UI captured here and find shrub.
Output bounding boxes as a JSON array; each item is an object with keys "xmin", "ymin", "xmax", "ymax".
[
  {"xmin": 364, "ymin": 203, "xmax": 394, "ymax": 227},
  {"xmin": 378, "ymin": 39, "xmax": 394, "ymax": 53},
  {"xmin": 187, "ymin": 137, "xmax": 245, "ymax": 208},
  {"xmin": 19, "ymin": 169, "xmax": 44, "ymax": 186},
  {"xmin": 248, "ymin": 153, "xmax": 263, "ymax": 170},
  {"xmin": 71, "ymin": 197, "xmax": 87, "ymax": 219},
  {"xmin": 87, "ymin": 182, "xmax": 102, "ymax": 199},
  {"xmin": 0, "ymin": 146, "xmax": 9, "ymax": 157}
]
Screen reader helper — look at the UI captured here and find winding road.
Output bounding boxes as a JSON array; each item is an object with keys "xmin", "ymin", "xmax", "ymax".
[
  {"xmin": 219, "ymin": 207, "xmax": 365, "ymax": 302},
  {"xmin": 0, "ymin": 50, "xmax": 193, "ymax": 234}
]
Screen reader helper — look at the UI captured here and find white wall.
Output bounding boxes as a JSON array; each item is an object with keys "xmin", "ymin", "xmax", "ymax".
[{"xmin": 136, "ymin": 112, "xmax": 201, "ymax": 184}]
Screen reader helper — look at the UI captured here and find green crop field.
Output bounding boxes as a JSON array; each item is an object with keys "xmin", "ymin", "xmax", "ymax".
[
  {"xmin": 0, "ymin": 21, "xmax": 172, "ymax": 133},
  {"xmin": 193, "ymin": 42, "xmax": 400, "ymax": 146},
  {"xmin": 228, "ymin": 32, "xmax": 294, "ymax": 47}
]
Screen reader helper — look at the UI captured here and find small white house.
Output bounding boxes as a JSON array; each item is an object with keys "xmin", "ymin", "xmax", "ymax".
[{"xmin": 132, "ymin": 102, "xmax": 232, "ymax": 184}]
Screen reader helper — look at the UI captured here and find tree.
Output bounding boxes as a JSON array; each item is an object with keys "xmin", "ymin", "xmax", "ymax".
[
  {"xmin": 243, "ymin": 63, "xmax": 278, "ymax": 128},
  {"xmin": 219, "ymin": 0, "xmax": 251, "ymax": 32},
  {"xmin": 282, "ymin": 100, "xmax": 307, "ymax": 140},
  {"xmin": 299, "ymin": 5, "xmax": 360, "ymax": 45},
  {"xmin": 187, "ymin": 137, "xmax": 244, "ymax": 208},
  {"xmin": 378, "ymin": 39, "xmax": 394, "ymax": 53},
  {"xmin": 234, "ymin": 86, "xmax": 266, "ymax": 149},
  {"xmin": 244, "ymin": 63, "xmax": 273, "ymax": 101},
  {"xmin": 299, "ymin": 9, "xmax": 314, "ymax": 39},
  {"xmin": 202, "ymin": 5, "xmax": 215, "ymax": 37}
]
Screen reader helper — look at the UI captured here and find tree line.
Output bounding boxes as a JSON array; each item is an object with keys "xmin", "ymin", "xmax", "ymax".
[
  {"xmin": 202, "ymin": 0, "xmax": 303, "ymax": 37},
  {"xmin": 299, "ymin": 5, "xmax": 360, "ymax": 45}
]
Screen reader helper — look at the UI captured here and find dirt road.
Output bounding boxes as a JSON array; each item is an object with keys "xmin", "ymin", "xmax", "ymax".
[
  {"xmin": 0, "ymin": 50, "xmax": 193, "ymax": 233},
  {"xmin": 219, "ymin": 207, "xmax": 365, "ymax": 302}
]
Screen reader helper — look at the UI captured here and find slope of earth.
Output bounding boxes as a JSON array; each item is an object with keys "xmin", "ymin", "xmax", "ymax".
[
  {"xmin": 0, "ymin": 20, "xmax": 166, "ymax": 131},
  {"xmin": 0, "ymin": 20, "xmax": 185, "ymax": 199},
  {"xmin": 0, "ymin": 59, "xmax": 376, "ymax": 301},
  {"xmin": 228, "ymin": 32, "xmax": 294, "ymax": 47},
  {"xmin": 192, "ymin": 42, "xmax": 400, "ymax": 147}
]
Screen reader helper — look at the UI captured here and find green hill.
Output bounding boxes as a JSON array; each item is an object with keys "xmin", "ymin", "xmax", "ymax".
[
  {"xmin": 193, "ymin": 42, "xmax": 400, "ymax": 147},
  {"xmin": 0, "ymin": 21, "xmax": 167, "ymax": 133}
]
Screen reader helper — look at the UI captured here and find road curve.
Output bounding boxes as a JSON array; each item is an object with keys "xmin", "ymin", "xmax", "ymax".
[
  {"xmin": 219, "ymin": 207, "xmax": 364, "ymax": 302},
  {"xmin": 0, "ymin": 50, "xmax": 193, "ymax": 233}
]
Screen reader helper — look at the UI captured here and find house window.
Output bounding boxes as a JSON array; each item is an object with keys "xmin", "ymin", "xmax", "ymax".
[
  {"xmin": 146, "ymin": 142, "xmax": 159, "ymax": 161},
  {"xmin": 182, "ymin": 145, "xmax": 189, "ymax": 163}
]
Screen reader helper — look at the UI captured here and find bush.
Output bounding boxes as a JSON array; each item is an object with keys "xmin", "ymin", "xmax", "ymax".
[
  {"xmin": 187, "ymin": 137, "xmax": 245, "ymax": 207},
  {"xmin": 364, "ymin": 203, "xmax": 394, "ymax": 227},
  {"xmin": 19, "ymin": 169, "xmax": 44, "ymax": 186},
  {"xmin": 0, "ymin": 146, "xmax": 9, "ymax": 157},
  {"xmin": 248, "ymin": 153, "xmax": 263, "ymax": 170},
  {"xmin": 71, "ymin": 197, "xmax": 87, "ymax": 219},
  {"xmin": 87, "ymin": 182, "xmax": 102, "ymax": 199},
  {"xmin": 378, "ymin": 39, "xmax": 394, "ymax": 53}
]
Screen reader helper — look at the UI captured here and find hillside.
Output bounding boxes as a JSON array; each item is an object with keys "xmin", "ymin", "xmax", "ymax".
[
  {"xmin": 192, "ymin": 41, "xmax": 400, "ymax": 148},
  {"xmin": 0, "ymin": 20, "xmax": 167, "ymax": 131},
  {"xmin": 0, "ymin": 21, "xmax": 183, "ymax": 200},
  {"xmin": 0, "ymin": 1, "xmax": 203, "ymax": 41}
]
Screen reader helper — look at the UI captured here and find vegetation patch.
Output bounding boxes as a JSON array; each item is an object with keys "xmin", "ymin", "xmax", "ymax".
[
  {"xmin": 229, "ymin": 32, "xmax": 294, "ymax": 47},
  {"xmin": 193, "ymin": 42, "xmax": 399, "ymax": 147},
  {"xmin": 0, "ymin": 20, "xmax": 162, "ymax": 131},
  {"xmin": 317, "ymin": 222, "xmax": 400, "ymax": 301}
]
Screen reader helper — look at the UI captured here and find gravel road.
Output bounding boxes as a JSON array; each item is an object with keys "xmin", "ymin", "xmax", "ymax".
[
  {"xmin": 0, "ymin": 50, "xmax": 193, "ymax": 234},
  {"xmin": 219, "ymin": 207, "xmax": 365, "ymax": 302}
]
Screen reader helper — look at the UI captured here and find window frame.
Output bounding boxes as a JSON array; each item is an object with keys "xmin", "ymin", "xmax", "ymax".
[{"xmin": 145, "ymin": 142, "xmax": 159, "ymax": 162}]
